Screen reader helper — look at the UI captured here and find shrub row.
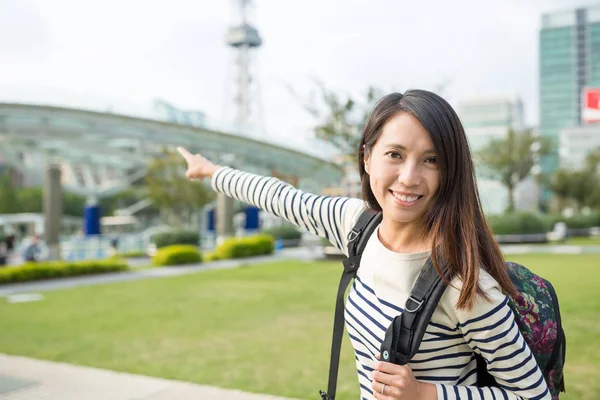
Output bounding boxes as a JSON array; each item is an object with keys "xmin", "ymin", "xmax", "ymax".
[
  {"xmin": 152, "ymin": 245, "xmax": 203, "ymax": 266},
  {"xmin": 262, "ymin": 224, "xmax": 302, "ymax": 240},
  {"xmin": 212, "ymin": 234, "xmax": 275, "ymax": 260},
  {"xmin": 559, "ymin": 212, "xmax": 600, "ymax": 229},
  {"xmin": 152, "ymin": 234, "xmax": 275, "ymax": 266},
  {"xmin": 116, "ymin": 250, "xmax": 147, "ymax": 258},
  {"xmin": 0, "ymin": 259, "xmax": 128, "ymax": 285},
  {"xmin": 487, "ymin": 213, "xmax": 552, "ymax": 235},
  {"xmin": 487, "ymin": 211, "xmax": 600, "ymax": 235},
  {"xmin": 152, "ymin": 231, "xmax": 199, "ymax": 248}
]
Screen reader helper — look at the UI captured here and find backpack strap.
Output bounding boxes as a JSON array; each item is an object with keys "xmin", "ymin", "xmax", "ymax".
[
  {"xmin": 320, "ymin": 208, "xmax": 382, "ymax": 400},
  {"xmin": 380, "ymin": 254, "xmax": 451, "ymax": 365}
]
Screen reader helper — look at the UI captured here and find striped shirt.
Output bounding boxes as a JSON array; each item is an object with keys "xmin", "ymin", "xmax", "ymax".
[{"xmin": 212, "ymin": 167, "xmax": 551, "ymax": 400}]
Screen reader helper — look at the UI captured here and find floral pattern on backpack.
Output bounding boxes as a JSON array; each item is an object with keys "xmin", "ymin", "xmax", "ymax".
[{"xmin": 506, "ymin": 262, "xmax": 566, "ymax": 399}]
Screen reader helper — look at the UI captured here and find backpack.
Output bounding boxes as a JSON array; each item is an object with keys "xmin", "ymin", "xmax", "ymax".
[{"xmin": 320, "ymin": 209, "xmax": 566, "ymax": 400}]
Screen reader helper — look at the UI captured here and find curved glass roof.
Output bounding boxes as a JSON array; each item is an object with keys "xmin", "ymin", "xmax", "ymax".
[{"xmin": 0, "ymin": 103, "xmax": 343, "ymax": 197}]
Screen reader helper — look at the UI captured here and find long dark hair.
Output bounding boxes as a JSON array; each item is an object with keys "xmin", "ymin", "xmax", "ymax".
[{"xmin": 357, "ymin": 90, "xmax": 517, "ymax": 310}]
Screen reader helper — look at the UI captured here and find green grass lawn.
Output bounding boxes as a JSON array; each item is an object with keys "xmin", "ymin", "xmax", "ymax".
[{"xmin": 0, "ymin": 254, "xmax": 598, "ymax": 399}]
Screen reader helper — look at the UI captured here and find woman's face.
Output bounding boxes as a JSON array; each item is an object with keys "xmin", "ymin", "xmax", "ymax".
[{"xmin": 364, "ymin": 112, "xmax": 441, "ymax": 228}]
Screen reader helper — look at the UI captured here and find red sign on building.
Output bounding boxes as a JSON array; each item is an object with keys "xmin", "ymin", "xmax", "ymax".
[{"xmin": 582, "ymin": 88, "xmax": 600, "ymax": 124}]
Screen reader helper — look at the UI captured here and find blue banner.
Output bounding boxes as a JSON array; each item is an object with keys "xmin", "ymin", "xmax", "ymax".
[
  {"xmin": 84, "ymin": 205, "xmax": 101, "ymax": 236},
  {"xmin": 244, "ymin": 206, "xmax": 260, "ymax": 230}
]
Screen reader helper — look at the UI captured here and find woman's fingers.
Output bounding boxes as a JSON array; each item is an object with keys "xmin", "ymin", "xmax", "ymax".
[
  {"xmin": 176, "ymin": 147, "xmax": 205, "ymax": 179},
  {"xmin": 175, "ymin": 146, "xmax": 220, "ymax": 179},
  {"xmin": 176, "ymin": 146, "xmax": 193, "ymax": 163}
]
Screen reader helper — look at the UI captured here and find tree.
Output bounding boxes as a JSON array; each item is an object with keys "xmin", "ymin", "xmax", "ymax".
[
  {"xmin": 145, "ymin": 149, "xmax": 215, "ymax": 227},
  {"xmin": 548, "ymin": 169, "xmax": 573, "ymax": 213},
  {"xmin": 63, "ymin": 192, "xmax": 87, "ymax": 216},
  {"xmin": 569, "ymin": 147, "xmax": 600, "ymax": 210},
  {"xmin": 294, "ymin": 80, "xmax": 382, "ymax": 164},
  {"xmin": 584, "ymin": 146, "xmax": 600, "ymax": 174},
  {"xmin": 475, "ymin": 129, "xmax": 552, "ymax": 212},
  {"xmin": 99, "ymin": 188, "xmax": 144, "ymax": 216},
  {"xmin": 570, "ymin": 170, "xmax": 599, "ymax": 211},
  {"xmin": 0, "ymin": 172, "xmax": 19, "ymax": 213},
  {"xmin": 17, "ymin": 187, "xmax": 43, "ymax": 213},
  {"xmin": 586, "ymin": 186, "xmax": 600, "ymax": 209}
]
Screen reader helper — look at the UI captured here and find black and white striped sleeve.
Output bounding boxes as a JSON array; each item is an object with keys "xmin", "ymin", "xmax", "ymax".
[
  {"xmin": 211, "ymin": 167, "xmax": 366, "ymax": 254},
  {"xmin": 435, "ymin": 272, "xmax": 551, "ymax": 400}
]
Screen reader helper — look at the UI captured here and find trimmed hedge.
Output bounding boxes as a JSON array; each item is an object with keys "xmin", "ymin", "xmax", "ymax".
[
  {"xmin": 487, "ymin": 212, "xmax": 552, "ymax": 235},
  {"xmin": 152, "ymin": 245, "xmax": 203, "ymax": 266},
  {"xmin": 117, "ymin": 251, "xmax": 147, "ymax": 258},
  {"xmin": 562, "ymin": 213, "xmax": 600, "ymax": 229},
  {"xmin": 0, "ymin": 259, "xmax": 129, "ymax": 285},
  {"xmin": 262, "ymin": 224, "xmax": 302, "ymax": 241},
  {"xmin": 215, "ymin": 234, "xmax": 275, "ymax": 259},
  {"xmin": 152, "ymin": 231, "xmax": 199, "ymax": 249}
]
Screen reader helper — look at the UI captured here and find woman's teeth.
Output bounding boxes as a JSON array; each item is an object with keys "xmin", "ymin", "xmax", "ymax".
[{"xmin": 392, "ymin": 192, "xmax": 420, "ymax": 202}]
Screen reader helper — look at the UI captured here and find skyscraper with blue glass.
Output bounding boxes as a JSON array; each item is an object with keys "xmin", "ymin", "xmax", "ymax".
[{"xmin": 540, "ymin": 6, "xmax": 600, "ymax": 177}]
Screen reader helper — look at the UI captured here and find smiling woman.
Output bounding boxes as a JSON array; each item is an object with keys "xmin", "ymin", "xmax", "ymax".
[{"xmin": 175, "ymin": 90, "xmax": 554, "ymax": 400}]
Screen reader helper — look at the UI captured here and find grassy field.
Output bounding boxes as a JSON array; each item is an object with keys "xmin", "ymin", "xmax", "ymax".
[{"xmin": 0, "ymin": 254, "xmax": 598, "ymax": 399}]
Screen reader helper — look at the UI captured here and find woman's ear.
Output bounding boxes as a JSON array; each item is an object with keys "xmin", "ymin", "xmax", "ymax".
[{"xmin": 363, "ymin": 145, "xmax": 370, "ymax": 175}]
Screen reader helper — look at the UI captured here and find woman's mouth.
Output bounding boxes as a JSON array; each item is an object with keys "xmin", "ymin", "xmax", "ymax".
[{"xmin": 390, "ymin": 190, "xmax": 423, "ymax": 207}]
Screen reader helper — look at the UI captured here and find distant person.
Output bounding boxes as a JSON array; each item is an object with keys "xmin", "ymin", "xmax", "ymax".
[
  {"xmin": 0, "ymin": 232, "xmax": 6, "ymax": 266},
  {"xmin": 22, "ymin": 235, "xmax": 42, "ymax": 262},
  {"xmin": 176, "ymin": 90, "xmax": 555, "ymax": 399},
  {"xmin": 6, "ymin": 234, "xmax": 15, "ymax": 253},
  {"xmin": 109, "ymin": 237, "xmax": 120, "ymax": 256}
]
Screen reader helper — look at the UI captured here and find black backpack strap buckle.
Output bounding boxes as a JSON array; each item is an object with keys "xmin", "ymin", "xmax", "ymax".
[
  {"xmin": 347, "ymin": 229, "xmax": 360, "ymax": 242},
  {"xmin": 404, "ymin": 296, "xmax": 424, "ymax": 313}
]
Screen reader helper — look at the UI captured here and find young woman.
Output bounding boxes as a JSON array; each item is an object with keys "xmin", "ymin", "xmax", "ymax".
[{"xmin": 177, "ymin": 90, "xmax": 551, "ymax": 400}]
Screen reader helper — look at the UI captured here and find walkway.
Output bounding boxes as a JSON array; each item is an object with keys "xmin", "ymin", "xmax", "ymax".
[{"xmin": 0, "ymin": 354, "xmax": 297, "ymax": 400}]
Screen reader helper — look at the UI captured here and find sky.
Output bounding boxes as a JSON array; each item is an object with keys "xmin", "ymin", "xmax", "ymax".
[{"xmin": 0, "ymin": 0, "xmax": 595, "ymax": 152}]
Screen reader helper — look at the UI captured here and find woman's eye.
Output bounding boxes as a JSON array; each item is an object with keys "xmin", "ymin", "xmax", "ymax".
[
  {"xmin": 425, "ymin": 157, "xmax": 437, "ymax": 164},
  {"xmin": 386, "ymin": 152, "xmax": 402, "ymax": 159}
]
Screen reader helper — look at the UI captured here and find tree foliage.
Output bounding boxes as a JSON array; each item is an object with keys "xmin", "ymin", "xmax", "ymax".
[
  {"xmin": 297, "ymin": 80, "xmax": 382, "ymax": 164},
  {"xmin": 475, "ymin": 129, "xmax": 552, "ymax": 212},
  {"xmin": 145, "ymin": 149, "xmax": 214, "ymax": 227},
  {"xmin": 548, "ymin": 147, "xmax": 600, "ymax": 212}
]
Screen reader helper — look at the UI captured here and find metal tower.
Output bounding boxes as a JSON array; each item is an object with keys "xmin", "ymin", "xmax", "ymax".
[
  {"xmin": 216, "ymin": 0, "xmax": 263, "ymax": 243},
  {"xmin": 225, "ymin": 0, "xmax": 262, "ymax": 126}
]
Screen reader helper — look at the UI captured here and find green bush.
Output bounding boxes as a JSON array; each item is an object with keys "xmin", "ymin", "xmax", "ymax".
[
  {"xmin": 215, "ymin": 234, "xmax": 275, "ymax": 260},
  {"xmin": 262, "ymin": 224, "xmax": 302, "ymax": 240},
  {"xmin": 204, "ymin": 252, "xmax": 221, "ymax": 262},
  {"xmin": 487, "ymin": 212, "xmax": 552, "ymax": 235},
  {"xmin": 152, "ymin": 231, "xmax": 199, "ymax": 249},
  {"xmin": 117, "ymin": 251, "xmax": 147, "ymax": 258},
  {"xmin": 0, "ymin": 259, "xmax": 129, "ymax": 285},
  {"xmin": 152, "ymin": 245, "xmax": 203, "ymax": 266},
  {"xmin": 562, "ymin": 213, "xmax": 600, "ymax": 229}
]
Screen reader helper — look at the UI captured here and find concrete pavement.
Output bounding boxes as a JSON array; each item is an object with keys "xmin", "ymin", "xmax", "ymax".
[{"xmin": 0, "ymin": 354, "xmax": 298, "ymax": 400}]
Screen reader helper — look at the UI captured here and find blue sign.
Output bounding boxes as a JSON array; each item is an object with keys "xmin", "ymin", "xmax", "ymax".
[
  {"xmin": 244, "ymin": 206, "xmax": 260, "ymax": 230},
  {"xmin": 84, "ymin": 205, "xmax": 101, "ymax": 236},
  {"xmin": 207, "ymin": 208, "xmax": 215, "ymax": 232}
]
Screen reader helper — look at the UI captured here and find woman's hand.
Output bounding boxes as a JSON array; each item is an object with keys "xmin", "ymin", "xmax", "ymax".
[
  {"xmin": 372, "ymin": 359, "xmax": 437, "ymax": 400},
  {"xmin": 176, "ymin": 147, "xmax": 222, "ymax": 180}
]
